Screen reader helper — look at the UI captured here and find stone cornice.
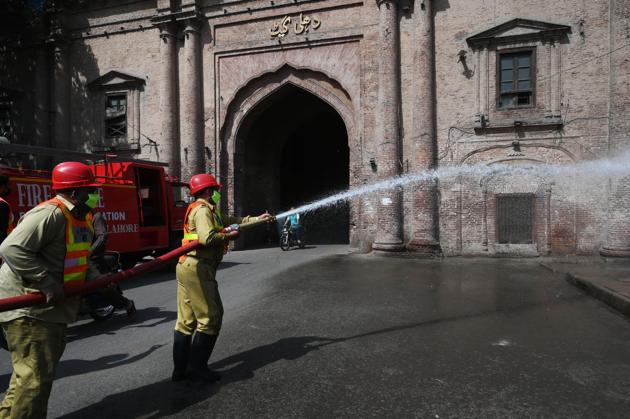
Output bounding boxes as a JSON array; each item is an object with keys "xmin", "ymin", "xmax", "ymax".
[
  {"xmin": 87, "ymin": 69, "xmax": 146, "ymax": 90},
  {"xmin": 151, "ymin": 9, "xmax": 203, "ymax": 28},
  {"xmin": 467, "ymin": 18, "xmax": 571, "ymax": 48}
]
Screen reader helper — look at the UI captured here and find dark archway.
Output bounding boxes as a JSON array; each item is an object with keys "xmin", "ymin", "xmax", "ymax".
[{"xmin": 235, "ymin": 84, "xmax": 349, "ymax": 246}]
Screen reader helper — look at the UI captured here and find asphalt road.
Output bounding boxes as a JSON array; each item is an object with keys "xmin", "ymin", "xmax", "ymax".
[{"xmin": 2, "ymin": 248, "xmax": 630, "ymax": 418}]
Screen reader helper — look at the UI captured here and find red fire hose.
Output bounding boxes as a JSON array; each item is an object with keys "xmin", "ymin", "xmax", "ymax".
[{"xmin": 0, "ymin": 241, "xmax": 200, "ymax": 313}]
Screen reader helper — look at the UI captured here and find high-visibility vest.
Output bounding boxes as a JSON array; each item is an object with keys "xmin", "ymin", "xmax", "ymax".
[
  {"xmin": 0, "ymin": 197, "xmax": 14, "ymax": 235},
  {"xmin": 180, "ymin": 200, "xmax": 224, "ymax": 262},
  {"xmin": 40, "ymin": 198, "xmax": 94, "ymax": 287}
]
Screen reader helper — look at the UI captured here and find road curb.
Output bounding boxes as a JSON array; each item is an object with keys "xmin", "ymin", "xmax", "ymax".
[
  {"xmin": 540, "ymin": 261, "xmax": 630, "ymax": 317},
  {"xmin": 565, "ymin": 273, "xmax": 630, "ymax": 317}
]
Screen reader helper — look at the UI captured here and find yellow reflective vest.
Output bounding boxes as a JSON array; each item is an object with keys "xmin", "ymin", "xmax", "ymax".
[
  {"xmin": 40, "ymin": 198, "xmax": 94, "ymax": 287},
  {"xmin": 180, "ymin": 200, "xmax": 225, "ymax": 262}
]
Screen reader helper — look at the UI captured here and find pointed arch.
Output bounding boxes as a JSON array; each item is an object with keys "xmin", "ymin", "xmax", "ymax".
[
  {"xmin": 219, "ymin": 65, "xmax": 358, "ymax": 226},
  {"xmin": 220, "ymin": 64, "xmax": 355, "ymax": 157}
]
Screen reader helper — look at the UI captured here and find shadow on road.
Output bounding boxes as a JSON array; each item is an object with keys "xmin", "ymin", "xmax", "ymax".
[
  {"xmin": 281, "ymin": 245, "xmax": 317, "ymax": 251},
  {"xmin": 218, "ymin": 261, "xmax": 249, "ymax": 271},
  {"xmin": 0, "ymin": 345, "xmax": 164, "ymax": 394},
  {"xmin": 57, "ymin": 336, "xmax": 333, "ymax": 419},
  {"xmin": 56, "ymin": 292, "xmax": 588, "ymax": 417},
  {"xmin": 122, "ymin": 261, "xmax": 248, "ymax": 291},
  {"xmin": 58, "ymin": 379, "xmax": 216, "ymax": 419},
  {"xmin": 210, "ymin": 336, "xmax": 336, "ymax": 383},
  {"xmin": 66, "ymin": 307, "xmax": 176, "ymax": 343},
  {"xmin": 56, "ymin": 344, "xmax": 164, "ymax": 380}
]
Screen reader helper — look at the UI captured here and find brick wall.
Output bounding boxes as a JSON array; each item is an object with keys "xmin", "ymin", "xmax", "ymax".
[{"xmin": 1, "ymin": 0, "xmax": 628, "ymax": 256}]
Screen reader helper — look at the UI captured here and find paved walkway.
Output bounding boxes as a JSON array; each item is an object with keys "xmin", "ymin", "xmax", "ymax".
[{"xmin": 541, "ymin": 256, "xmax": 630, "ymax": 317}]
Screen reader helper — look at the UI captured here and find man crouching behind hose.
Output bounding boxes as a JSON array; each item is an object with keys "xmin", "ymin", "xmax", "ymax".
[{"xmin": 172, "ymin": 173, "xmax": 272, "ymax": 382}]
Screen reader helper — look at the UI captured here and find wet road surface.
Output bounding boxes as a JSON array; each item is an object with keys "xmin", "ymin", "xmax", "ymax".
[{"xmin": 2, "ymin": 248, "xmax": 630, "ymax": 418}]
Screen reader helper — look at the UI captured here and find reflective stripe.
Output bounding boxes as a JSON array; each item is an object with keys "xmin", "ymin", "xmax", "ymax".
[
  {"xmin": 65, "ymin": 249, "xmax": 89, "ymax": 258},
  {"xmin": 64, "ymin": 257, "xmax": 88, "ymax": 268},
  {"xmin": 64, "ymin": 272, "xmax": 87, "ymax": 286},
  {"xmin": 63, "ymin": 264, "xmax": 90, "ymax": 275},
  {"xmin": 39, "ymin": 198, "xmax": 93, "ymax": 285}
]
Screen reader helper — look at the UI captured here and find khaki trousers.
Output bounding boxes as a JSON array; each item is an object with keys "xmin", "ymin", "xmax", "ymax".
[
  {"xmin": 175, "ymin": 257, "xmax": 223, "ymax": 336},
  {"xmin": 0, "ymin": 317, "xmax": 66, "ymax": 419}
]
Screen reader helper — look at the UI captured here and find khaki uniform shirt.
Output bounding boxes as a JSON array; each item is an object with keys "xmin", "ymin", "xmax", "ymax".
[
  {"xmin": 186, "ymin": 198, "xmax": 257, "ymax": 262},
  {"xmin": 0, "ymin": 195, "xmax": 85, "ymax": 324}
]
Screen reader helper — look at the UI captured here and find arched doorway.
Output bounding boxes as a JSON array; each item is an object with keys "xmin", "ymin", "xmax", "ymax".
[{"xmin": 233, "ymin": 83, "xmax": 350, "ymax": 247}]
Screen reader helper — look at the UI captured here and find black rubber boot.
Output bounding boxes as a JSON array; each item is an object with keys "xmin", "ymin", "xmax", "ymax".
[
  {"xmin": 187, "ymin": 332, "xmax": 221, "ymax": 382},
  {"xmin": 172, "ymin": 331, "xmax": 191, "ymax": 382}
]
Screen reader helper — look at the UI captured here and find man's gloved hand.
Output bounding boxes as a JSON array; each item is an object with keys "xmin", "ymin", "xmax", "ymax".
[
  {"xmin": 38, "ymin": 279, "xmax": 65, "ymax": 304},
  {"xmin": 222, "ymin": 224, "xmax": 240, "ymax": 234},
  {"xmin": 258, "ymin": 213, "xmax": 275, "ymax": 222}
]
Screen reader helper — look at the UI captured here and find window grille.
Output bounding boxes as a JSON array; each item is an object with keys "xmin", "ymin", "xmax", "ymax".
[{"xmin": 497, "ymin": 194, "xmax": 534, "ymax": 244}]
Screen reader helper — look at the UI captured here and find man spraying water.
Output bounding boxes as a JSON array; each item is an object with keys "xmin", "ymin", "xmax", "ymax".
[{"xmin": 172, "ymin": 173, "xmax": 273, "ymax": 383}]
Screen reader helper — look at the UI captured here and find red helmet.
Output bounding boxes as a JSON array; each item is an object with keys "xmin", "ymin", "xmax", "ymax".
[
  {"xmin": 189, "ymin": 173, "xmax": 221, "ymax": 195},
  {"xmin": 52, "ymin": 162, "xmax": 100, "ymax": 191}
]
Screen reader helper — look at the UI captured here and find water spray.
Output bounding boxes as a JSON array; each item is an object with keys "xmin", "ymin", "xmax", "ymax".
[{"xmin": 275, "ymin": 151, "xmax": 630, "ymax": 219}]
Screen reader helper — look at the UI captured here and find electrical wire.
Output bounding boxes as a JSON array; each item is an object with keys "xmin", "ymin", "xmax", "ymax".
[{"xmin": 536, "ymin": 41, "xmax": 630, "ymax": 84}]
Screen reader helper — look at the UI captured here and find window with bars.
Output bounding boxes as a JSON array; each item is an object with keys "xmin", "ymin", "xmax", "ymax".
[
  {"xmin": 498, "ymin": 50, "xmax": 534, "ymax": 109},
  {"xmin": 497, "ymin": 194, "xmax": 534, "ymax": 244},
  {"xmin": 105, "ymin": 94, "xmax": 127, "ymax": 140}
]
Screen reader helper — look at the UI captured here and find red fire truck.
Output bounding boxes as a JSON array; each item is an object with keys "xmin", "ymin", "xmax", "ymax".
[{"xmin": 0, "ymin": 144, "xmax": 188, "ymax": 268}]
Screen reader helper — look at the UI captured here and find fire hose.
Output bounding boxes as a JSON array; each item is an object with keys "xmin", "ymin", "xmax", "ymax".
[
  {"xmin": 0, "ymin": 241, "xmax": 200, "ymax": 313},
  {"xmin": 0, "ymin": 216, "xmax": 274, "ymax": 313}
]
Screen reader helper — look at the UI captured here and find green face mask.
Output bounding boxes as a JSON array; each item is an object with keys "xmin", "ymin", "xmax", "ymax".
[
  {"xmin": 211, "ymin": 191, "xmax": 221, "ymax": 205},
  {"xmin": 85, "ymin": 193, "xmax": 100, "ymax": 209}
]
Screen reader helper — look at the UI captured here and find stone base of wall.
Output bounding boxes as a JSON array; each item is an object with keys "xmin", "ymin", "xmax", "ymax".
[{"xmin": 600, "ymin": 247, "xmax": 630, "ymax": 258}]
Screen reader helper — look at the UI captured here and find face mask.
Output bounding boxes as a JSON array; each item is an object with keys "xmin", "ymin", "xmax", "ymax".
[
  {"xmin": 85, "ymin": 193, "xmax": 100, "ymax": 209},
  {"xmin": 211, "ymin": 191, "xmax": 221, "ymax": 205}
]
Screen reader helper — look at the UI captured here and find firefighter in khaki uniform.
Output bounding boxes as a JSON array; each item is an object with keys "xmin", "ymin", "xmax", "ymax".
[
  {"xmin": 0, "ymin": 162, "xmax": 101, "ymax": 419},
  {"xmin": 172, "ymin": 174, "xmax": 272, "ymax": 382}
]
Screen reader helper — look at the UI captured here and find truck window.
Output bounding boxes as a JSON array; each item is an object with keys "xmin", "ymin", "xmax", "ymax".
[
  {"xmin": 172, "ymin": 185, "xmax": 192, "ymax": 207},
  {"xmin": 135, "ymin": 168, "xmax": 165, "ymax": 226}
]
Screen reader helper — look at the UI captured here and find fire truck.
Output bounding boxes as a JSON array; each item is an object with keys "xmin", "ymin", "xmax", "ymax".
[{"xmin": 0, "ymin": 144, "xmax": 188, "ymax": 268}]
